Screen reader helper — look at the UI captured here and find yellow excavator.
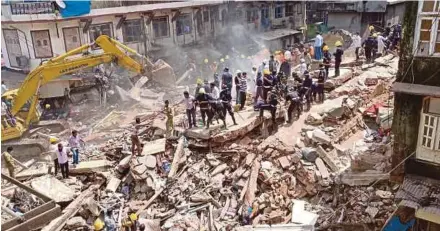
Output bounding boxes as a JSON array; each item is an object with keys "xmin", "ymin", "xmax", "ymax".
[{"xmin": 1, "ymin": 35, "xmax": 154, "ymax": 156}]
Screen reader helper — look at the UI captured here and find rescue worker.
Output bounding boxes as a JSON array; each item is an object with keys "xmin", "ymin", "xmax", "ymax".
[
  {"xmin": 203, "ymin": 79, "xmax": 211, "ymax": 94},
  {"xmin": 384, "ymin": 22, "xmax": 391, "ymax": 37},
  {"xmin": 122, "ymin": 209, "xmax": 138, "ymax": 231},
  {"xmin": 322, "ymin": 46, "xmax": 331, "ymax": 79},
  {"xmin": 131, "ymin": 118, "xmax": 143, "ymax": 156},
  {"xmin": 390, "ymin": 23, "xmax": 402, "ymax": 51},
  {"xmin": 239, "ymin": 72, "xmax": 248, "ymax": 110},
  {"xmin": 372, "ymin": 33, "xmax": 378, "ymax": 60},
  {"xmin": 303, "ymin": 51, "xmax": 312, "ymax": 70},
  {"xmin": 363, "ymin": 33, "xmax": 376, "ymax": 63},
  {"xmin": 377, "ymin": 32, "xmax": 386, "ymax": 56},
  {"xmin": 194, "ymin": 78, "xmax": 204, "ymax": 97},
  {"xmin": 49, "ymin": 137, "xmax": 59, "ymax": 176},
  {"xmin": 220, "ymin": 86, "xmax": 237, "ymax": 125},
  {"xmin": 221, "ymin": 67, "xmax": 233, "ymax": 90},
  {"xmin": 268, "ymin": 55, "xmax": 276, "ymax": 73},
  {"xmin": 258, "ymin": 89, "xmax": 278, "ymax": 125},
  {"xmin": 285, "ymin": 89, "xmax": 302, "ymax": 123},
  {"xmin": 213, "ymin": 73, "xmax": 220, "ymax": 87},
  {"xmin": 254, "ymin": 72, "xmax": 264, "ymax": 105},
  {"xmin": 317, "ymin": 64, "xmax": 326, "ymax": 103},
  {"xmin": 210, "ymin": 82, "xmax": 220, "ymax": 99},
  {"xmin": 333, "ymin": 41, "xmax": 344, "ymax": 77},
  {"xmin": 234, "ymin": 70, "xmax": 242, "ymax": 104},
  {"xmin": 164, "ymin": 100, "xmax": 174, "ymax": 138},
  {"xmin": 299, "ymin": 58, "xmax": 307, "ymax": 75},
  {"xmin": 68, "ymin": 130, "xmax": 84, "ymax": 165},
  {"xmin": 3, "ymin": 147, "xmax": 15, "ymax": 178},
  {"xmin": 183, "ymin": 91, "xmax": 197, "ymax": 128},
  {"xmin": 300, "ymin": 71, "xmax": 313, "ymax": 111},
  {"xmin": 57, "ymin": 143, "xmax": 70, "ymax": 179},
  {"xmin": 94, "ymin": 217, "xmax": 105, "ymax": 231},
  {"xmin": 262, "ymin": 69, "xmax": 273, "ymax": 103},
  {"xmin": 196, "ymin": 88, "xmax": 212, "ymax": 127},
  {"xmin": 352, "ymin": 32, "xmax": 362, "ymax": 61},
  {"xmin": 208, "ymin": 97, "xmax": 227, "ymax": 129}
]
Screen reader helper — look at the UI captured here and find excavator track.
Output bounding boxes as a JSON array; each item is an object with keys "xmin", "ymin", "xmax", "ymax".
[{"xmin": 1, "ymin": 138, "xmax": 50, "ymax": 163}]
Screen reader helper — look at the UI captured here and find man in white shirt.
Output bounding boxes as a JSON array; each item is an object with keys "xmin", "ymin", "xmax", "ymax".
[
  {"xmin": 183, "ymin": 91, "xmax": 197, "ymax": 128},
  {"xmin": 57, "ymin": 143, "xmax": 70, "ymax": 179},
  {"xmin": 68, "ymin": 130, "xmax": 84, "ymax": 165},
  {"xmin": 314, "ymin": 32, "xmax": 324, "ymax": 60},
  {"xmin": 352, "ymin": 32, "xmax": 362, "ymax": 60},
  {"xmin": 299, "ymin": 58, "xmax": 307, "ymax": 75},
  {"xmin": 210, "ymin": 82, "xmax": 220, "ymax": 99}
]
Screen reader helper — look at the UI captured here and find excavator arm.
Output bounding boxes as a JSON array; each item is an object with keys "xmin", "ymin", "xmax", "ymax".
[{"xmin": 11, "ymin": 35, "xmax": 146, "ymax": 121}]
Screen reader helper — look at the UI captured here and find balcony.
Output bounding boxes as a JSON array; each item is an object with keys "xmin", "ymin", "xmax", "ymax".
[{"xmin": 9, "ymin": 1, "xmax": 55, "ymax": 15}]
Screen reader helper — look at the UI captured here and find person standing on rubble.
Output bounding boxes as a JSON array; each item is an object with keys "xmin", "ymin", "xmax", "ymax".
[
  {"xmin": 239, "ymin": 72, "xmax": 248, "ymax": 110},
  {"xmin": 268, "ymin": 55, "xmax": 276, "ymax": 73},
  {"xmin": 303, "ymin": 51, "xmax": 312, "ymax": 70},
  {"xmin": 68, "ymin": 130, "xmax": 84, "ymax": 166},
  {"xmin": 322, "ymin": 46, "xmax": 331, "ymax": 79},
  {"xmin": 210, "ymin": 82, "xmax": 220, "ymax": 99},
  {"xmin": 221, "ymin": 67, "xmax": 233, "ymax": 91},
  {"xmin": 301, "ymin": 71, "xmax": 313, "ymax": 110},
  {"xmin": 234, "ymin": 70, "xmax": 242, "ymax": 104},
  {"xmin": 104, "ymin": 209, "xmax": 116, "ymax": 231},
  {"xmin": 377, "ymin": 32, "xmax": 386, "ymax": 56},
  {"xmin": 333, "ymin": 41, "xmax": 344, "ymax": 77},
  {"xmin": 317, "ymin": 64, "xmax": 326, "ymax": 103},
  {"xmin": 262, "ymin": 69, "xmax": 273, "ymax": 103},
  {"xmin": 220, "ymin": 85, "xmax": 238, "ymax": 125},
  {"xmin": 258, "ymin": 89, "xmax": 278, "ymax": 125},
  {"xmin": 164, "ymin": 100, "xmax": 174, "ymax": 138},
  {"xmin": 183, "ymin": 91, "xmax": 197, "ymax": 128},
  {"xmin": 352, "ymin": 32, "xmax": 362, "ymax": 61},
  {"xmin": 363, "ymin": 33, "xmax": 376, "ymax": 63},
  {"xmin": 194, "ymin": 78, "xmax": 203, "ymax": 97},
  {"xmin": 196, "ymin": 88, "xmax": 212, "ymax": 127},
  {"xmin": 203, "ymin": 79, "xmax": 211, "ymax": 95},
  {"xmin": 131, "ymin": 118, "xmax": 143, "ymax": 156},
  {"xmin": 57, "ymin": 143, "xmax": 70, "ymax": 179},
  {"xmin": 213, "ymin": 73, "xmax": 220, "ymax": 87},
  {"xmin": 314, "ymin": 32, "xmax": 324, "ymax": 60},
  {"xmin": 299, "ymin": 58, "xmax": 307, "ymax": 75},
  {"xmin": 2, "ymin": 147, "xmax": 15, "ymax": 178},
  {"xmin": 49, "ymin": 137, "xmax": 59, "ymax": 176},
  {"xmin": 122, "ymin": 209, "xmax": 138, "ymax": 231},
  {"xmin": 285, "ymin": 89, "xmax": 302, "ymax": 123}
]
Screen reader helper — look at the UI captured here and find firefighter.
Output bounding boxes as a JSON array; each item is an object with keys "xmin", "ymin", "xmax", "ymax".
[
  {"xmin": 285, "ymin": 89, "xmax": 302, "ymax": 123},
  {"xmin": 322, "ymin": 46, "xmax": 331, "ymax": 79},
  {"xmin": 333, "ymin": 41, "xmax": 344, "ymax": 77},
  {"xmin": 317, "ymin": 64, "xmax": 326, "ymax": 103},
  {"xmin": 220, "ymin": 85, "xmax": 238, "ymax": 125}
]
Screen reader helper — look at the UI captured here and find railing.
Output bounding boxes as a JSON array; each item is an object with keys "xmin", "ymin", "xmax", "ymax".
[{"xmin": 9, "ymin": 2, "xmax": 55, "ymax": 15}]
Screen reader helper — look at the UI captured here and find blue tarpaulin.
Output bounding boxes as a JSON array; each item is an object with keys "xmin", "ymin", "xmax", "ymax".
[{"xmin": 59, "ymin": 0, "xmax": 91, "ymax": 18}]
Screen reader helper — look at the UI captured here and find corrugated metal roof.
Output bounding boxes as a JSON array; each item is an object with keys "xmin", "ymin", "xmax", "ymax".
[{"xmin": 395, "ymin": 174, "xmax": 440, "ymax": 216}]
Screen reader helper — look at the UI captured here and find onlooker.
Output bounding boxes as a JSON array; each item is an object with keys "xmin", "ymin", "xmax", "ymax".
[
  {"xmin": 49, "ymin": 137, "xmax": 59, "ymax": 176},
  {"xmin": 183, "ymin": 91, "xmax": 196, "ymax": 128},
  {"xmin": 57, "ymin": 143, "xmax": 70, "ymax": 179},
  {"xmin": 239, "ymin": 72, "xmax": 248, "ymax": 110},
  {"xmin": 352, "ymin": 32, "xmax": 362, "ymax": 61},
  {"xmin": 68, "ymin": 130, "xmax": 84, "ymax": 165},
  {"xmin": 314, "ymin": 32, "xmax": 324, "ymax": 60}
]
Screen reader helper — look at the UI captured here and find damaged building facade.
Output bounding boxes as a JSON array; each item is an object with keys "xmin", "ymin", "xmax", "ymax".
[
  {"xmin": 1, "ymin": 0, "xmax": 306, "ymax": 72},
  {"xmin": 391, "ymin": 0, "xmax": 440, "ymax": 230}
]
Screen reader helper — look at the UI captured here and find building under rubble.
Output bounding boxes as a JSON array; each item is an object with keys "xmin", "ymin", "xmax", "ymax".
[
  {"xmin": 1, "ymin": 0, "xmax": 306, "ymax": 72},
  {"xmin": 389, "ymin": 0, "xmax": 440, "ymax": 230}
]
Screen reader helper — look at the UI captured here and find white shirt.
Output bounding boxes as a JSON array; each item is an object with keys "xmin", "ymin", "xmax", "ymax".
[
  {"xmin": 352, "ymin": 35, "xmax": 362, "ymax": 48},
  {"xmin": 1, "ymin": 84, "xmax": 8, "ymax": 95},
  {"xmin": 68, "ymin": 135, "xmax": 80, "ymax": 148},
  {"xmin": 49, "ymin": 144, "xmax": 58, "ymax": 161},
  {"xmin": 183, "ymin": 95, "xmax": 195, "ymax": 109},
  {"xmin": 299, "ymin": 63, "xmax": 307, "ymax": 75},
  {"xmin": 1, "ymin": 101, "xmax": 6, "ymax": 115},
  {"xmin": 211, "ymin": 86, "xmax": 220, "ymax": 99},
  {"xmin": 57, "ymin": 147, "xmax": 69, "ymax": 164},
  {"xmin": 314, "ymin": 35, "xmax": 323, "ymax": 47},
  {"xmin": 377, "ymin": 35, "xmax": 385, "ymax": 48}
]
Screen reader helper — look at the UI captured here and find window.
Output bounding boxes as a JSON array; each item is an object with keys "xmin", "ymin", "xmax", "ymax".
[
  {"xmin": 275, "ymin": 3, "xmax": 284, "ymax": 19},
  {"xmin": 285, "ymin": 3, "xmax": 294, "ymax": 17},
  {"xmin": 296, "ymin": 3, "xmax": 303, "ymax": 14},
  {"xmin": 153, "ymin": 17, "xmax": 169, "ymax": 38},
  {"xmin": 63, "ymin": 27, "xmax": 81, "ymax": 52},
  {"xmin": 176, "ymin": 14, "xmax": 192, "ymax": 36},
  {"xmin": 203, "ymin": 11, "xmax": 209, "ymax": 22},
  {"xmin": 246, "ymin": 9, "xmax": 258, "ymax": 23},
  {"xmin": 416, "ymin": 17, "xmax": 440, "ymax": 56},
  {"xmin": 417, "ymin": 97, "xmax": 440, "ymax": 163},
  {"xmin": 122, "ymin": 19, "xmax": 142, "ymax": 43},
  {"xmin": 421, "ymin": 0, "xmax": 440, "ymax": 12},
  {"xmin": 89, "ymin": 23, "xmax": 113, "ymax": 42},
  {"xmin": 31, "ymin": 30, "xmax": 53, "ymax": 58}
]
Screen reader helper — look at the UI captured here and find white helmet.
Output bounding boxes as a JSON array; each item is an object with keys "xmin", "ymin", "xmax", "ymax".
[
  {"xmin": 236, "ymin": 70, "xmax": 242, "ymax": 74},
  {"xmin": 300, "ymin": 58, "xmax": 305, "ymax": 63}
]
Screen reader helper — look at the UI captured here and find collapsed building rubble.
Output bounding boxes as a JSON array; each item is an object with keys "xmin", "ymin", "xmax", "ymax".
[{"xmin": 1, "ymin": 50, "xmax": 401, "ymax": 231}]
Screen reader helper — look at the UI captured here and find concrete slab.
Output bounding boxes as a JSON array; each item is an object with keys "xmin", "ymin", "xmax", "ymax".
[
  {"xmin": 16, "ymin": 163, "xmax": 48, "ymax": 180},
  {"xmin": 141, "ymin": 138, "xmax": 166, "ymax": 156},
  {"xmin": 70, "ymin": 160, "xmax": 111, "ymax": 174},
  {"xmin": 340, "ymin": 171, "xmax": 389, "ymax": 186},
  {"xmin": 31, "ymin": 175, "xmax": 75, "ymax": 203},
  {"xmin": 105, "ymin": 177, "xmax": 121, "ymax": 193}
]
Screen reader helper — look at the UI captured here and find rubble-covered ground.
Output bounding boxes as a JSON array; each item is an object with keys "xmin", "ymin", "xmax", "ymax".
[{"xmin": 2, "ymin": 51, "xmax": 400, "ymax": 230}]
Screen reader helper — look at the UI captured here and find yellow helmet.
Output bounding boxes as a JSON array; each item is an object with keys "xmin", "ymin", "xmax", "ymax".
[
  {"xmin": 225, "ymin": 55, "xmax": 229, "ymax": 60},
  {"xmin": 263, "ymin": 69, "xmax": 270, "ymax": 75},
  {"xmin": 372, "ymin": 33, "xmax": 378, "ymax": 38},
  {"xmin": 204, "ymin": 58, "xmax": 209, "ymax": 64},
  {"xmin": 199, "ymin": 88, "xmax": 206, "ymax": 94},
  {"xmin": 49, "ymin": 136, "xmax": 59, "ymax": 144},
  {"xmin": 196, "ymin": 78, "xmax": 203, "ymax": 85},
  {"xmin": 129, "ymin": 213, "xmax": 138, "ymax": 221},
  {"xmin": 369, "ymin": 25, "xmax": 375, "ymax": 31},
  {"xmin": 323, "ymin": 45, "xmax": 329, "ymax": 51},
  {"xmin": 94, "ymin": 218, "xmax": 104, "ymax": 230},
  {"xmin": 335, "ymin": 41, "xmax": 342, "ymax": 47},
  {"xmin": 220, "ymin": 58, "xmax": 225, "ymax": 63},
  {"xmin": 6, "ymin": 95, "xmax": 13, "ymax": 100},
  {"xmin": 45, "ymin": 104, "xmax": 51, "ymax": 109}
]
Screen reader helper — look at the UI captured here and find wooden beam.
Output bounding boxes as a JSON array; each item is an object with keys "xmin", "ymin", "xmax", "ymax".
[
  {"xmin": 5, "ymin": 206, "xmax": 61, "ymax": 231},
  {"xmin": 2, "ymin": 201, "xmax": 57, "ymax": 230}
]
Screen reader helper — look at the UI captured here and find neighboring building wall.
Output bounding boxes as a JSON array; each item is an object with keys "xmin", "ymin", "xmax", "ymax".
[
  {"xmin": 327, "ymin": 12, "xmax": 362, "ymax": 33},
  {"xmin": 385, "ymin": 2, "xmax": 406, "ymax": 26},
  {"xmin": 391, "ymin": 0, "xmax": 440, "ymax": 182}
]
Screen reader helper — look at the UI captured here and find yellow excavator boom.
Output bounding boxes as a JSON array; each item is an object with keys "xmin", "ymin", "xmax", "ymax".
[{"xmin": 11, "ymin": 35, "xmax": 146, "ymax": 123}]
